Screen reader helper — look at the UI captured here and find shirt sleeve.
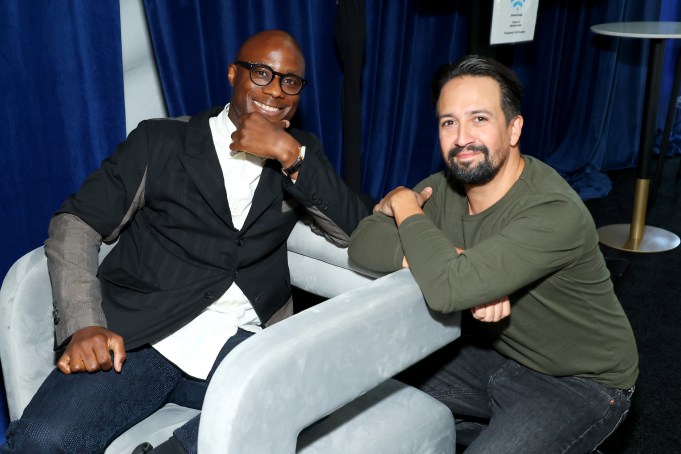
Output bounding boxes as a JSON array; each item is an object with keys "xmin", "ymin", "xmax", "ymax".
[
  {"xmin": 348, "ymin": 175, "xmax": 440, "ymax": 272},
  {"xmin": 284, "ymin": 129, "xmax": 370, "ymax": 247},
  {"xmin": 399, "ymin": 196, "xmax": 588, "ymax": 313}
]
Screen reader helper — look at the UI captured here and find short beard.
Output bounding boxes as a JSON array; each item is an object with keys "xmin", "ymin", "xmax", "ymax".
[{"xmin": 445, "ymin": 144, "xmax": 500, "ymax": 185}]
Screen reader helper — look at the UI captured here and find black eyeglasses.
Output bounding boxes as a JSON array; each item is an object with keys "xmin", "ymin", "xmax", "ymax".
[{"xmin": 234, "ymin": 61, "xmax": 307, "ymax": 95}]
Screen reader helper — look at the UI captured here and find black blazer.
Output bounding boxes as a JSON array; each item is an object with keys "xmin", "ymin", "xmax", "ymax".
[{"xmin": 57, "ymin": 106, "xmax": 369, "ymax": 349}]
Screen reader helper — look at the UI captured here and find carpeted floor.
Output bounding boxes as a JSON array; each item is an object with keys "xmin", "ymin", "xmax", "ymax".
[{"xmin": 587, "ymin": 156, "xmax": 681, "ymax": 453}]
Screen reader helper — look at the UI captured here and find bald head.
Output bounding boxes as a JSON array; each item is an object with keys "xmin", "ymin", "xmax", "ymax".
[{"xmin": 237, "ymin": 30, "xmax": 305, "ymax": 76}]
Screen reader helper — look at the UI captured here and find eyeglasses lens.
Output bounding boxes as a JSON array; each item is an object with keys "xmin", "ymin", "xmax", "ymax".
[{"xmin": 250, "ymin": 65, "xmax": 303, "ymax": 95}]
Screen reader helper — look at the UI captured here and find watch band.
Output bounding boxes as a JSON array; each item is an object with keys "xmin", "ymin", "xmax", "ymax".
[{"xmin": 282, "ymin": 147, "xmax": 305, "ymax": 177}]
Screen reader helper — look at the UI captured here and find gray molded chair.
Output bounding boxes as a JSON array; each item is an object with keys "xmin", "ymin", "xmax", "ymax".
[{"xmin": 0, "ymin": 221, "xmax": 461, "ymax": 453}]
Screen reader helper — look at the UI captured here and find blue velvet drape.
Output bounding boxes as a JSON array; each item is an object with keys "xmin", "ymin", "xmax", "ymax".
[
  {"xmin": 144, "ymin": 0, "xmax": 346, "ymax": 170},
  {"xmin": 144, "ymin": 0, "xmax": 677, "ymax": 201},
  {"xmin": 0, "ymin": 3, "xmax": 126, "ymax": 276},
  {"xmin": 510, "ymin": 1, "xmax": 664, "ymax": 199},
  {"xmin": 0, "ymin": 2, "xmax": 125, "ymax": 441}
]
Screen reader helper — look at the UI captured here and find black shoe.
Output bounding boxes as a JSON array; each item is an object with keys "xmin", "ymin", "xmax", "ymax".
[
  {"xmin": 132, "ymin": 437, "xmax": 187, "ymax": 454},
  {"xmin": 131, "ymin": 442, "xmax": 154, "ymax": 454}
]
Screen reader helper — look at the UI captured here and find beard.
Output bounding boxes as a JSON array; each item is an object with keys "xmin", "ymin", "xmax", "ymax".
[{"xmin": 445, "ymin": 144, "xmax": 502, "ymax": 185}]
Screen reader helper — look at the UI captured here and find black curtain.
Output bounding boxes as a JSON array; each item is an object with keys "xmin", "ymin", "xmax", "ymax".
[{"xmin": 335, "ymin": 0, "xmax": 366, "ymax": 193}]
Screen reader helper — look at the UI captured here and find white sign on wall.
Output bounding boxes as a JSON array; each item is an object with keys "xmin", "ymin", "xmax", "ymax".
[{"xmin": 490, "ymin": 0, "xmax": 539, "ymax": 45}]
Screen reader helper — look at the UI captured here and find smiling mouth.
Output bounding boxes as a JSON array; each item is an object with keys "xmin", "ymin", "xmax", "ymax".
[
  {"xmin": 449, "ymin": 145, "xmax": 488, "ymax": 160},
  {"xmin": 253, "ymin": 100, "xmax": 281, "ymax": 113}
]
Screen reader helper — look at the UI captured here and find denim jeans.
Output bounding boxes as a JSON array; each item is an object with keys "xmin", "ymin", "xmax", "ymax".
[
  {"xmin": 1, "ymin": 329, "xmax": 253, "ymax": 454},
  {"xmin": 398, "ymin": 336, "xmax": 634, "ymax": 454}
]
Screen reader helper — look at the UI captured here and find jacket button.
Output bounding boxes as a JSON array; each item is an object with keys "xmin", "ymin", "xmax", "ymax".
[
  {"xmin": 236, "ymin": 238, "xmax": 244, "ymax": 246},
  {"xmin": 233, "ymin": 270, "xmax": 239, "ymax": 278},
  {"xmin": 254, "ymin": 295, "xmax": 262, "ymax": 304},
  {"xmin": 54, "ymin": 317, "xmax": 60, "ymax": 325},
  {"xmin": 204, "ymin": 291, "xmax": 216, "ymax": 299}
]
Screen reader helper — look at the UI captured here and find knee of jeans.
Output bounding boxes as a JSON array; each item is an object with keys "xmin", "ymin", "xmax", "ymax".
[{"xmin": 4, "ymin": 416, "xmax": 104, "ymax": 454}]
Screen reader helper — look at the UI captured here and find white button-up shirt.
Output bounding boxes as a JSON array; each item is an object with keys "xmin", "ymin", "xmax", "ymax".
[{"xmin": 152, "ymin": 105, "xmax": 266, "ymax": 379}]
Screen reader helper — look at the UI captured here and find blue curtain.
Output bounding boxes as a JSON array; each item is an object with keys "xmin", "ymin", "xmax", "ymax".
[
  {"xmin": 505, "ymin": 1, "xmax": 663, "ymax": 199},
  {"xmin": 359, "ymin": 1, "xmax": 470, "ymax": 197},
  {"xmin": 660, "ymin": 0, "xmax": 681, "ymax": 156},
  {"xmin": 143, "ymin": 0, "xmax": 469, "ymax": 197},
  {"xmin": 0, "ymin": 2, "xmax": 125, "ymax": 440},
  {"xmin": 144, "ymin": 0, "xmax": 674, "ymax": 201},
  {"xmin": 0, "ymin": 2, "xmax": 126, "ymax": 277},
  {"xmin": 144, "ymin": 0, "xmax": 346, "ymax": 171}
]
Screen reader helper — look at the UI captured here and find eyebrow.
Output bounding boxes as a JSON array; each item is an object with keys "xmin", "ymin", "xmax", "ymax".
[
  {"xmin": 253, "ymin": 61, "xmax": 304, "ymax": 78},
  {"xmin": 437, "ymin": 109, "xmax": 494, "ymax": 120}
]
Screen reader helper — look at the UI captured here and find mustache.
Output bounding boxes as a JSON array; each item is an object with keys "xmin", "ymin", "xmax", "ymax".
[{"xmin": 448, "ymin": 144, "xmax": 488, "ymax": 159}]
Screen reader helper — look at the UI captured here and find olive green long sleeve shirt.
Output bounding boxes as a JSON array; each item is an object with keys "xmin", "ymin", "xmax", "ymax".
[{"xmin": 349, "ymin": 156, "xmax": 638, "ymax": 389}]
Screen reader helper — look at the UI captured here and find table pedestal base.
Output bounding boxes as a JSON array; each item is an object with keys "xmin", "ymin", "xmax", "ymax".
[
  {"xmin": 598, "ymin": 224, "xmax": 680, "ymax": 252},
  {"xmin": 598, "ymin": 178, "xmax": 679, "ymax": 252}
]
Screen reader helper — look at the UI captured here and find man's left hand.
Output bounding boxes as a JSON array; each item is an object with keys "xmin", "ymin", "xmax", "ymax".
[
  {"xmin": 471, "ymin": 297, "xmax": 511, "ymax": 322},
  {"xmin": 229, "ymin": 112, "xmax": 301, "ymax": 168}
]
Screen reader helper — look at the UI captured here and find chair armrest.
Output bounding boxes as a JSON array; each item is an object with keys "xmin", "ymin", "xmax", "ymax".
[
  {"xmin": 0, "ymin": 243, "xmax": 116, "ymax": 420},
  {"xmin": 286, "ymin": 221, "xmax": 383, "ymax": 298},
  {"xmin": 0, "ymin": 247, "xmax": 55, "ymax": 420},
  {"xmin": 286, "ymin": 221, "xmax": 382, "ymax": 278},
  {"xmin": 198, "ymin": 268, "xmax": 461, "ymax": 454}
]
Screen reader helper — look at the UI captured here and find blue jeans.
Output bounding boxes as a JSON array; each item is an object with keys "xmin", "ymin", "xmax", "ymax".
[
  {"xmin": 398, "ymin": 337, "xmax": 634, "ymax": 453},
  {"xmin": 1, "ymin": 329, "xmax": 253, "ymax": 454}
]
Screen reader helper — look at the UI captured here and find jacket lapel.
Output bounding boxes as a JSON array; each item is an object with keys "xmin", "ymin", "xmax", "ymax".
[
  {"xmin": 240, "ymin": 159, "xmax": 282, "ymax": 232},
  {"xmin": 177, "ymin": 107, "xmax": 235, "ymax": 230}
]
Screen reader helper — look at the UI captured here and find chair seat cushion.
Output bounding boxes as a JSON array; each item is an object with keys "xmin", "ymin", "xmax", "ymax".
[
  {"xmin": 105, "ymin": 379, "xmax": 454, "ymax": 454},
  {"xmin": 298, "ymin": 379, "xmax": 455, "ymax": 454}
]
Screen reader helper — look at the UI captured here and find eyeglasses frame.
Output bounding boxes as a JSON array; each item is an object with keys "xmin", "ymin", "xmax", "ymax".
[{"xmin": 234, "ymin": 61, "xmax": 308, "ymax": 95}]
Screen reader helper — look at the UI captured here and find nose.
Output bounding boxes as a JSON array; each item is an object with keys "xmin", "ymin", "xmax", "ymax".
[
  {"xmin": 454, "ymin": 124, "xmax": 474, "ymax": 148},
  {"xmin": 262, "ymin": 76, "xmax": 284, "ymax": 98}
]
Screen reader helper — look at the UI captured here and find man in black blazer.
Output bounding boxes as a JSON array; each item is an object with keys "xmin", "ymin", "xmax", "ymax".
[{"xmin": 2, "ymin": 30, "xmax": 369, "ymax": 454}]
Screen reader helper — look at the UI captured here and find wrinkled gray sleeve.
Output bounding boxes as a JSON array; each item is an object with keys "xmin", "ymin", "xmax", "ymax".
[
  {"xmin": 45, "ymin": 213, "xmax": 107, "ymax": 347},
  {"xmin": 45, "ymin": 170, "xmax": 146, "ymax": 348}
]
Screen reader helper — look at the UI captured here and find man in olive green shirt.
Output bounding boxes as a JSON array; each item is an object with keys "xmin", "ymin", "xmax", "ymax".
[{"xmin": 348, "ymin": 55, "xmax": 638, "ymax": 453}]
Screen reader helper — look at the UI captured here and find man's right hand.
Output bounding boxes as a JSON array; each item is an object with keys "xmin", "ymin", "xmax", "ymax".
[
  {"xmin": 373, "ymin": 186, "xmax": 433, "ymax": 225},
  {"xmin": 57, "ymin": 326, "xmax": 126, "ymax": 374}
]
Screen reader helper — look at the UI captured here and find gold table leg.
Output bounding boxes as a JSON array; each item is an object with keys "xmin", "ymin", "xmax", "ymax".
[{"xmin": 597, "ymin": 179, "xmax": 680, "ymax": 252}]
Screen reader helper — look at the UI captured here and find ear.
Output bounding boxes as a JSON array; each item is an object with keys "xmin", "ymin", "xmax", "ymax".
[
  {"xmin": 228, "ymin": 64, "xmax": 237, "ymax": 87},
  {"xmin": 509, "ymin": 115, "xmax": 523, "ymax": 147}
]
